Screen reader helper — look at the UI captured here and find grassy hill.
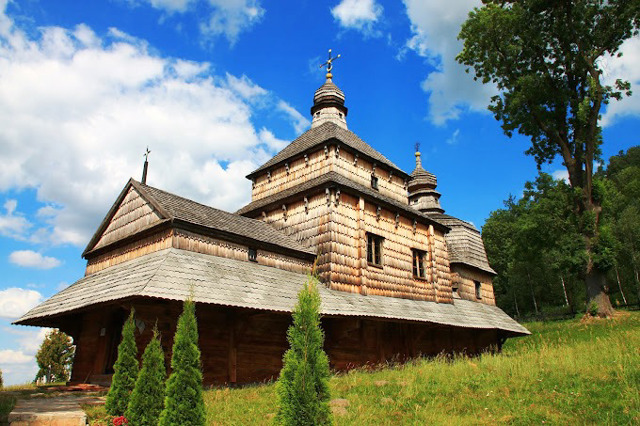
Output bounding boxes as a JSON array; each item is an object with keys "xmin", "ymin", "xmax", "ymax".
[{"xmin": 203, "ymin": 311, "xmax": 639, "ymax": 425}]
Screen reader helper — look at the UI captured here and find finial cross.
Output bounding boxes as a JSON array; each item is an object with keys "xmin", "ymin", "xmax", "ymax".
[
  {"xmin": 415, "ymin": 142, "xmax": 420, "ymax": 153},
  {"xmin": 320, "ymin": 49, "xmax": 341, "ymax": 74},
  {"xmin": 144, "ymin": 146, "xmax": 151, "ymax": 161}
]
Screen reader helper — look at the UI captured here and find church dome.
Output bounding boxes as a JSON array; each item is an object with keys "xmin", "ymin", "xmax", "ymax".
[
  {"xmin": 408, "ymin": 151, "xmax": 444, "ymax": 214},
  {"xmin": 311, "ymin": 50, "xmax": 348, "ymax": 129}
]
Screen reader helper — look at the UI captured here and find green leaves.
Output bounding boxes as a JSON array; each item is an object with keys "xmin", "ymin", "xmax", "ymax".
[
  {"xmin": 34, "ymin": 329, "xmax": 74, "ymax": 384},
  {"xmin": 159, "ymin": 300, "xmax": 205, "ymax": 426},
  {"xmin": 275, "ymin": 278, "xmax": 332, "ymax": 426},
  {"xmin": 106, "ymin": 310, "xmax": 139, "ymax": 417}
]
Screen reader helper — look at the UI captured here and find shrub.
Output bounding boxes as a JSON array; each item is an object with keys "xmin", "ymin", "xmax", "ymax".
[
  {"xmin": 275, "ymin": 278, "xmax": 332, "ymax": 426},
  {"xmin": 159, "ymin": 300, "xmax": 205, "ymax": 426},
  {"xmin": 126, "ymin": 327, "xmax": 166, "ymax": 425},
  {"xmin": 106, "ymin": 310, "xmax": 139, "ymax": 416}
]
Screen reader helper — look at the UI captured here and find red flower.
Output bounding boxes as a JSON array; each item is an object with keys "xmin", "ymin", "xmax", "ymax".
[{"xmin": 113, "ymin": 416, "xmax": 128, "ymax": 426}]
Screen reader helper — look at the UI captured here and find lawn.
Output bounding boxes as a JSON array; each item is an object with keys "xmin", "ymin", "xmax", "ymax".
[{"xmin": 77, "ymin": 311, "xmax": 639, "ymax": 425}]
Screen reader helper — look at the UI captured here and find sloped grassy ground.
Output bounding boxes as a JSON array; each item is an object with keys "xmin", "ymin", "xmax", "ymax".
[
  {"xmin": 79, "ymin": 311, "xmax": 639, "ymax": 425},
  {"xmin": 204, "ymin": 312, "xmax": 640, "ymax": 425}
]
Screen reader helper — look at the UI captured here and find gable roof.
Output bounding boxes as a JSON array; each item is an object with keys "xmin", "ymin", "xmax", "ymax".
[
  {"xmin": 15, "ymin": 248, "xmax": 528, "ymax": 336},
  {"xmin": 428, "ymin": 213, "xmax": 496, "ymax": 275},
  {"xmin": 83, "ymin": 179, "xmax": 316, "ymax": 259},
  {"xmin": 247, "ymin": 122, "xmax": 410, "ymax": 179},
  {"xmin": 236, "ymin": 171, "xmax": 449, "ymax": 232}
]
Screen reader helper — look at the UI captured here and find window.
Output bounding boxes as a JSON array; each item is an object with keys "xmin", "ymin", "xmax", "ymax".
[
  {"xmin": 248, "ymin": 248, "xmax": 257, "ymax": 262},
  {"xmin": 412, "ymin": 249, "xmax": 426, "ymax": 279},
  {"xmin": 474, "ymin": 280, "xmax": 482, "ymax": 299},
  {"xmin": 366, "ymin": 233, "xmax": 383, "ymax": 266},
  {"xmin": 371, "ymin": 175, "xmax": 379, "ymax": 190}
]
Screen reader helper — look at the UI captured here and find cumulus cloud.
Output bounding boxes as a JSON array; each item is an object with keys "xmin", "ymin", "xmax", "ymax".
[
  {"xmin": 600, "ymin": 36, "xmax": 640, "ymax": 127},
  {"xmin": 0, "ymin": 199, "xmax": 31, "ymax": 240},
  {"xmin": 552, "ymin": 169, "xmax": 570, "ymax": 183},
  {"xmin": 0, "ymin": 5, "xmax": 304, "ymax": 247},
  {"xmin": 277, "ymin": 101, "xmax": 311, "ymax": 134},
  {"xmin": 0, "ymin": 288, "xmax": 43, "ymax": 319},
  {"xmin": 401, "ymin": 0, "xmax": 497, "ymax": 125},
  {"xmin": 331, "ymin": 0, "xmax": 383, "ymax": 35},
  {"xmin": 0, "ymin": 349, "xmax": 32, "ymax": 364},
  {"xmin": 9, "ymin": 250, "xmax": 62, "ymax": 269}
]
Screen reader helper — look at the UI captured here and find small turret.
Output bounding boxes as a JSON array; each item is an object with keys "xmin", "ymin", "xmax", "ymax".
[
  {"xmin": 408, "ymin": 147, "xmax": 444, "ymax": 214},
  {"xmin": 311, "ymin": 49, "xmax": 348, "ymax": 129}
]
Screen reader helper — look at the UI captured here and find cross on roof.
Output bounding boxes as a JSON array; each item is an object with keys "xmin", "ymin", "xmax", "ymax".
[
  {"xmin": 144, "ymin": 146, "xmax": 151, "ymax": 161},
  {"xmin": 320, "ymin": 49, "xmax": 341, "ymax": 78}
]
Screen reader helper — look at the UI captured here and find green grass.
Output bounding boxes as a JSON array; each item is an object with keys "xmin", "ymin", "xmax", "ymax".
[{"xmin": 83, "ymin": 311, "xmax": 640, "ymax": 425}]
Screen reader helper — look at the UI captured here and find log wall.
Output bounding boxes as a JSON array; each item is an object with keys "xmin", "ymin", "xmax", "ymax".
[
  {"xmin": 450, "ymin": 266, "xmax": 496, "ymax": 306},
  {"xmin": 94, "ymin": 187, "xmax": 162, "ymax": 251},
  {"xmin": 69, "ymin": 300, "xmax": 502, "ymax": 387}
]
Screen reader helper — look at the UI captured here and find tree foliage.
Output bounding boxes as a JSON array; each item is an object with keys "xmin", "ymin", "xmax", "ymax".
[
  {"xmin": 458, "ymin": 0, "xmax": 639, "ymax": 316},
  {"xmin": 0, "ymin": 367, "xmax": 3, "ymax": 389},
  {"xmin": 159, "ymin": 300, "xmax": 205, "ymax": 426},
  {"xmin": 106, "ymin": 310, "xmax": 139, "ymax": 417},
  {"xmin": 34, "ymin": 329, "xmax": 74, "ymax": 383},
  {"xmin": 126, "ymin": 327, "xmax": 166, "ymax": 426},
  {"xmin": 484, "ymin": 148, "xmax": 640, "ymax": 317},
  {"xmin": 275, "ymin": 278, "xmax": 332, "ymax": 426}
]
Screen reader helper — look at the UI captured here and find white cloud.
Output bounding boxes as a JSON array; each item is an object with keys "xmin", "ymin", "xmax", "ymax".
[
  {"xmin": 402, "ymin": 0, "xmax": 497, "ymax": 125},
  {"xmin": 277, "ymin": 101, "xmax": 311, "ymax": 134},
  {"xmin": 199, "ymin": 0, "xmax": 265, "ymax": 44},
  {"xmin": 9, "ymin": 250, "xmax": 62, "ymax": 269},
  {"xmin": 0, "ymin": 349, "xmax": 32, "ymax": 364},
  {"xmin": 147, "ymin": 0, "xmax": 195, "ymax": 13},
  {"xmin": 0, "ymin": 288, "xmax": 43, "ymax": 319},
  {"xmin": 0, "ymin": 5, "xmax": 303, "ymax": 247},
  {"xmin": 552, "ymin": 169, "xmax": 570, "ymax": 183},
  {"xmin": 446, "ymin": 128, "xmax": 460, "ymax": 145},
  {"xmin": 600, "ymin": 36, "xmax": 640, "ymax": 127},
  {"xmin": 331, "ymin": 0, "xmax": 383, "ymax": 35},
  {"xmin": 0, "ymin": 199, "xmax": 31, "ymax": 240}
]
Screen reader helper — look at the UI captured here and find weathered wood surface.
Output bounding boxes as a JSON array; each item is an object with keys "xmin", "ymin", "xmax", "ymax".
[
  {"xmin": 451, "ymin": 266, "xmax": 497, "ymax": 306},
  {"xmin": 67, "ymin": 301, "xmax": 503, "ymax": 386}
]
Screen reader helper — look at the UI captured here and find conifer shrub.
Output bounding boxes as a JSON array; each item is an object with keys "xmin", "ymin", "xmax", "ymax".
[
  {"xmin": 159, "ymin": 299, "xmax": 205, "ymax": 426},
  {"xmin": 275, "ymin": 278, "xmax": 332, "ymax": 426},
  {"xmin": 126, "ymin": 327, "xmax": 166, "ymax": 426},
  {"xmin": 106, "ymin": 310, "xmax": 139, "ymax": 417}
]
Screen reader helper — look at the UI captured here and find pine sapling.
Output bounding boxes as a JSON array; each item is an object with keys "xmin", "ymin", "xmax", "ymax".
[
  {"xmin": 106, "ymin": 309, "xmax": 139, "ymax": 416},
  {"xmin": 275, "ymin": 278, "xmax": 332, "ymax": 425},
  {"xmin": 159, "ymin": 299, "xmax": 205, "ymax": 426},
  {"xmin": 126, "ymin": 327, "xmax": 166, "ymax": 426}
]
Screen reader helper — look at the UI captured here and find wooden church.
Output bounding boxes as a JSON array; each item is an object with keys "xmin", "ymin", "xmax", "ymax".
[{"xmin": 16, "ymin": 62, "xmax": 529, "ymax": 386}]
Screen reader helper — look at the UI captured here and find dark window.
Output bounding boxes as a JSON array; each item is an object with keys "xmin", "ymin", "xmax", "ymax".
[
  {"xmin": 371, "ymin": 175, "xmax": 379, "ymax": 190},
  {"xmin": 248, "ymin": 248, "xmax": 257, "ymax": 262},
  {"xmin": 474, "ymin": 280, "xmax": 482, "ymax": 299},
  {"xmin": 412, "ymin": 249, "xmax": 426, "ymax": 279},
  {"xmin": 367, "ymin": 233, "xmax": 383, "ymax": 266}
]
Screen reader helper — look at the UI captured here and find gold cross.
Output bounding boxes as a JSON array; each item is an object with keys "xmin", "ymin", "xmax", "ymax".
[{"xmin": 320, "ymin": 49, "xmax": 341, "ymax": 78}]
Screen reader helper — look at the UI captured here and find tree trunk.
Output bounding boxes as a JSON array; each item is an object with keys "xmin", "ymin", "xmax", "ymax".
[
  {"xmin": 634, "ymin": 266, "xmax": 640, "ymax": 305},
  {"xmin": 615, "ymin": 266, "xmax": 627, "ymax": 305},
  {"xmin": 514, "ymin": 290, "xmax": 520, "ymax": 318},
  {"xmin": 585, "ymin": 269, "xmax": 614, "ymax": 317},
  {"xmin": 560, "ymin": 276, "xmax": 569, "ymax": 307},
  {"xmin": 527, "ymin": 271, "xmax": 539, "ymax": 315}
]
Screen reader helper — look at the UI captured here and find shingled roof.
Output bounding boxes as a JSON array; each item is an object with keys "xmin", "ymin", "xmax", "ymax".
[
  {"xmin": 428, "ymin": 213, "xmax": 496, "ymax": 275},
  {"xmin": 236, "ymin": 171, "xmax": 448, "ymax": 231},
  {"xmin": 83, "ymin": 179, "xmax": 315, "ymax": 258},
  {"xmin": 15, "ymin": 248, "xmax": 528, "ymax": 336},
  {"xmin": 247, "ymin": 122, "xmax": 410, "ymax": 179}
]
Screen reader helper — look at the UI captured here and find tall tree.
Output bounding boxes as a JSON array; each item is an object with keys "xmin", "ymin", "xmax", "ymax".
[
  {"xmin": 106, "ymin": 310, "xmax": 139, "ymax": 417},
  {"xmin": 159, "ymin": 300, "xmax": 205, "ymax": 426},
  {"xmin": 0, "ymin": 367, "xmax": 4, "ymax": 389},
  {"xmin": 34, "ymin": 329, "xmax": 75, "ymax": 383},
  {"xmin": 458, "ymin": 0, "xmax": 640, "ymax": 316},
  {"xmin": 275, "ymin": 278, "xmax": 332, "ymax": 426},
  {"xmin": 126, "ymin": 327, "xmax": 166, "ymax": 426}
]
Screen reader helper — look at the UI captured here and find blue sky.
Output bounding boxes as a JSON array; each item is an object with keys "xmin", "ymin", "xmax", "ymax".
[{"xmin": 0, "ymin": 0, "xmax": 638, "ymax": 385}]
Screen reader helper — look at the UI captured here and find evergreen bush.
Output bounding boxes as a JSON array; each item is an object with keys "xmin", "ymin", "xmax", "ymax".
[
  {"xmin": 106, "ymin": 310, "xmax": 139, "ymax": 416},
  {"xmin": 275, "ymin": 278, "xmax": 332, "ymax": 426},
  {"xmin": 159, "ymin": 299, "xmax": 205, "ymax": 426},
  {"xmin": 126, "ymin": 327, "xmax": 166, "ymax": 425}
]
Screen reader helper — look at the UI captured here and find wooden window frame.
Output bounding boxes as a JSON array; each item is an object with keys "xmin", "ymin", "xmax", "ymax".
[
  {"xmin": 371, "ymin": 175, "xmax": 379, "ymax": 190},
  {"xmin": 248, "ymin": 247, "xmax": 258, "ymax": 262},
  {"xmin": 366, "ymin": 233, "xmax": 384, "ymax": 267},
  {"xmin": 412, "ymin": 249, "xmax": 427, "ymax": 280},
  {"xmin": 474, "ymin": 280, "xmax": 482, "ymax": 299}
]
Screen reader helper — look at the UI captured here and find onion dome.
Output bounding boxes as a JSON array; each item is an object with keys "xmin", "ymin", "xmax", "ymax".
[
  {"xmin": 408, "ymin": 151, "xmax": 444, "ymax": 214},
  {"xmin": 311, "ymin": 73, "xmax": 348, "ymax": 129}
]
